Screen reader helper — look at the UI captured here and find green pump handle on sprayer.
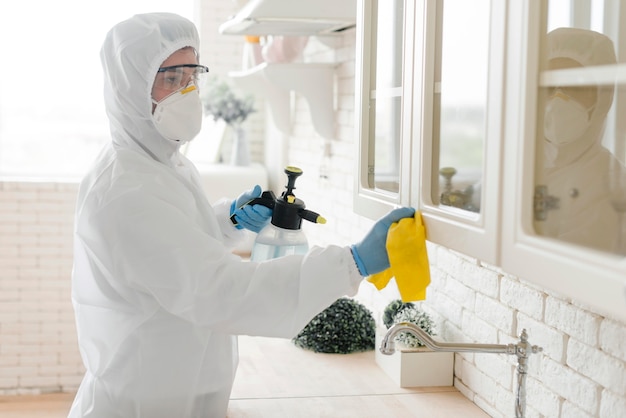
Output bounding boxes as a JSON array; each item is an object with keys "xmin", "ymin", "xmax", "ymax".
[{"xmin": 230, "ymin": 166, "xmax": 326, "ymax": 230}]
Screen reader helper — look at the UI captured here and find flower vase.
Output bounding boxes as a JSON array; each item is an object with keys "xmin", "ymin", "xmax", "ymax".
[{"xmin": 230, "ymin": 126, "xmax": 250, "ymax": 166}]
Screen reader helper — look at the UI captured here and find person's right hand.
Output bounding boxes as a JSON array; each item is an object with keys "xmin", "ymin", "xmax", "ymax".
[
  {"xmin": 350, "ymin": 207, "xmax": 416, "ymax": 276},
  {"xmin": 230, "ymin": 185, "xmax": 272, "ymax": 233}
]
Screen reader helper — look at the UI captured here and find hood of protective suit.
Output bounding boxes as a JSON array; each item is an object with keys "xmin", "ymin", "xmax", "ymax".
[
  {"xmin": 100, "ymin": 12, "xmax": 200, "ymax": 167},
  {"xmin": 543, "ymin": 27, "xmax": 616, "ymax": 168}
]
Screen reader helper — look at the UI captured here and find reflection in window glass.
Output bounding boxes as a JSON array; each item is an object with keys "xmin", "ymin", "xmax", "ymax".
[
  {"xmin": 371, "ymin": 0, "xmax": 403, "ymax": 193},
  {"xmin": 534, "ymin": 1, "xmax": 626, "ymax": 255},
  {"xmin": 434, "ymin": 0, "xmax": 489, "ymax": 213}
]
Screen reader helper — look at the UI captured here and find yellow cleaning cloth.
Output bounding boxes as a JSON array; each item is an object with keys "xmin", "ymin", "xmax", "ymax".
[{"xmin": 367, "ymin": 211, "xmax": 430, "ymax": 302}]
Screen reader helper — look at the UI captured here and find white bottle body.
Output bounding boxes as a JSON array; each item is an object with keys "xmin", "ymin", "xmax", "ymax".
[{"xmin": 250, "ymin": 223, "xmax": 309, "ymax": 261}]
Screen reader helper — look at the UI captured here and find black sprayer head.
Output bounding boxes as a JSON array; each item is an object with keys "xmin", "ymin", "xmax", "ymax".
[
  {"xmin": 271, "ymin": 166, "xmax": 326, "ymax": 230},
  {"xmin": 283, "ymin": 166, "xmax": 302, "ymax": 198},
  {"xmin": 229, "ymin": 166, "xmax": 326, "ymax": 230}
]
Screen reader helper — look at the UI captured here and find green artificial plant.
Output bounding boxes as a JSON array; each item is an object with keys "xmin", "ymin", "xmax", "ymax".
[
  {"xmin": 383, "ymin": 299, "xmax": 436, "ymax": 348},
  {"xmin": 382, "ymin": 299, "xmax": 416, "ymax": 329},
  {"xmin": 292, "ymin": 297, "xmax": 376, "ymax": 354}
]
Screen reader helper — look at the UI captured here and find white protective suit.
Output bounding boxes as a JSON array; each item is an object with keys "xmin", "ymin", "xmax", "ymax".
[
  {"xmin": 536, "ymin": 28, "xmax": 623, "ymax": 252},
  {"xmin": 69, "ymin": 13, "xmax": 362, "ymax": 418}
]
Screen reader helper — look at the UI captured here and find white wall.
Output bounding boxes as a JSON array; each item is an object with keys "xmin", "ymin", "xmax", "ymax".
[
  {"xmin": 0, "ymin": 1, "xmax": 625, "ymax": 417},
  {"xmin": 0, "ymin": 181, "xmax": 83, "ymax": 393},
  {"xmin": 195, "ymin": 0, "xmax": 265, "ymax": 164}
]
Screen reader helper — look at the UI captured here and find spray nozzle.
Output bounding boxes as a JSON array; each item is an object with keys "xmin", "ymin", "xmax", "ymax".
[
  {"xmin": 282, "ymin": 166, "xmax": 303, "ymax": 200},
  {"xmin": 300, "ymin": 209, "xmax": 326, "ymax": 224}
]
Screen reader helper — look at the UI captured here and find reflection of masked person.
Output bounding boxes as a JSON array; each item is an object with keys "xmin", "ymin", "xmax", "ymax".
[{"xmin": 538, "ymin": 28, "xmax": 622, "ymax": 252}]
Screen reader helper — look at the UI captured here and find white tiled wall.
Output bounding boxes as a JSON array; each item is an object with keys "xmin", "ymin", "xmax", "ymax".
[
  {"xmin": 0, "ymin": 181, "xmax": 84, "ymax": 394},
  {"xmin": 1, "ymin": 2, "xmax": 625, "ymax": 418}
]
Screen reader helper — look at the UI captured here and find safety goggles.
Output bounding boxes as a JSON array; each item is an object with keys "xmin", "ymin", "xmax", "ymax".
[
  {"xmin": 154, "ymin": 64, "xmax": 209, "ymax": 91},
  {"xmin": 546, "ymin": 85, "xmax": 597, "ymax": 107}
]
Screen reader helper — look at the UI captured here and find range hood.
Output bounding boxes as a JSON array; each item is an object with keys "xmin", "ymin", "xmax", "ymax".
[{"xmin": 219, "ymin": 0, "xmax": 356, "ymax": 36}]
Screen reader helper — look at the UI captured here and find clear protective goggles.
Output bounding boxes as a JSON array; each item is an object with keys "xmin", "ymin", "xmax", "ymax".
[
  {"xmin": 546, "ymin": 85, "xmax": 597, "ymax": 107},
  {"xmin": 153, "ymin": 64, "xmax": 209, "ymax": 92}
]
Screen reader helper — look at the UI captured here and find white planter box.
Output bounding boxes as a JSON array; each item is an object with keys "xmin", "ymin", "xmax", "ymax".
[{"xmin": 375, "ymin": 327, "xmax": 454, "ymax": 388}]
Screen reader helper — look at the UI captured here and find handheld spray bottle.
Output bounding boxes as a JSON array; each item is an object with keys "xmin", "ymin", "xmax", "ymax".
[{"xmin": 232, "ymin": 166, "xmax": 326, "ymax": 261}]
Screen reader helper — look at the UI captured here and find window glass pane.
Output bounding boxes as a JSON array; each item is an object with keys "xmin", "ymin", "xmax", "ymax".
[
  {"xmin": 371, "ymin": 0, "xmax": 403, "ymax": 193},
  {"xmin": 434, "ymin": 0, "xmax": 490, "ymax": 213},
  {"xmin": 534, "ymin": 0, "xmax": 626, "ymax": 255},
  {"xmin": 0, "ymin": 0, "xmax": 194, "ymax": 177}
]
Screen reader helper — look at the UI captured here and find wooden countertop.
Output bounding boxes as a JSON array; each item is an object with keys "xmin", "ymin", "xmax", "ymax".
[
  {"xmin": 0, "ymin": 336, "xmax": 490, "ymax": 418},
  {"xmin": 228, "ymin": 336, "xmax": 490, "ymax": 417}
]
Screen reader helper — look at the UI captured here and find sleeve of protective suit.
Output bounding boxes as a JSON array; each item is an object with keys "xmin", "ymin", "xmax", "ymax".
[
  {"xmin": 212, "ymin": 198, "xmax": 246, "ymax": 248},
  {"xmin": 81, "ymin": 183, "xmax": 362, "ymax": 338}
]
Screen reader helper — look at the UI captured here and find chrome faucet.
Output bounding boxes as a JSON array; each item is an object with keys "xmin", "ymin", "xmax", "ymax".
[{"xmin": 381, "ymin": 322, "xmax": 542, "ymax": 418}]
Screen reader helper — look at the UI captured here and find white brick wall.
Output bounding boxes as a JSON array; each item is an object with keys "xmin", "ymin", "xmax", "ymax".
[
  {"xmin": 0, "ymin": 180, "xmax": 84, "ymax": 395},
  {"xmin": 350, "ymin": 240, "xmax": 626, "ymax": 417}
]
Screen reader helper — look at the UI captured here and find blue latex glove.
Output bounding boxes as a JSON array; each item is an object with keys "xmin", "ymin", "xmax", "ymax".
[
  {"xmin": 351, "ymin": 207, "xmax": 416, "ymax": 276},
  {"xmin": 230, "ymin": 185, "xmax": 273, "ymax": 233}
]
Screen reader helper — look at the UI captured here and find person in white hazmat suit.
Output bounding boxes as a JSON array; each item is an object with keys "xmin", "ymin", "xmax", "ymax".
[
  {"xmin": 536, "ymin": 27, "xmax": 625, "ymax": 253},
  {"xmin": 69, "ymin": 12, "xmax": 415, "ymax": 418}
]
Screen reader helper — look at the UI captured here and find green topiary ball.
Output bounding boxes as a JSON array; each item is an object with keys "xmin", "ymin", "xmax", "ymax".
[
  {"xmin": 393, "ymin": 306, "xmax": 436, "ymax": 348},
  {"xmin": 382, "ymin": 299, "xmax": 416, "ymax": 329},
  {"xmin": 292, "ymin": 297, "xmax": 376, "ymax": 354}
]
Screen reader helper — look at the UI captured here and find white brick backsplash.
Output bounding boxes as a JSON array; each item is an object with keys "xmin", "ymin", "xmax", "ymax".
[
  {"xmin": 428, "ymin": 291, "xmax": 464, "ymax": 328},
  {"xmin": 474, "ymin": 352, "xmax": 514, "ymax": 389},
  {"xmin": 492, "ymin": 382, "xmax": 517, "ymax": 418},
  {"xmin": 0, "ymin": 289, "xmax": 19, "ymax": 302},
  {"xmin": 461, "ymin": 361, "xmax": 500, "ymax": 406},
  {"xmin": 526, "ymin": 377, "xmax": 562, "ymax": 417},
  {"xmin": 545, "ymin": 296, "xmax": 601, "ymax": 346},
  {"xmin": 542, "ymin": 357, "xmax": 600, "ymax": 414},
  {"xmin": 475, "ymin": 293, "xmax": 515, "ymax": 333},
  {"xmin": 561, "ymin": 400, "xmax": 596, "ymax": 418},
  {"xmin": 600, "ymin": 388, "xmax": 626, "ymax": 418},
  {"xmin": 473, "ymin": 395, "xmax": 505, "ymax": 418},
  {"xmin": 444, "ymin": 277, "xmax": 476, "ymax": 310},
  {"xmin": 517, "ymin": 312, "xmax": 567, "ymax": 362},
  {"xmin": 0, "ymin": 377, "xmax": 19, "ymax": 389},
  {"xmin": 58, "ymin": 376, "xmax": 82, "ymax": 391},
  {"xmin": 459, "ymin": 260, "xmax": 500, "ymax": 299},
  {"xmin": 500, "ymin": 276, "xmax": 544, "ymax": 320},
  {"xmin": 600, "ymin": 318, "xmax": 626, "ymax": 363},
  {"xmin": 435, "ymin": 246, "xmax": 464, "ymax": 278},
  {"xmin": 462, "ymin": 312, "xmax": 499, "ymax": 345},
  {"xmin": 428, "ymin": 266, "xmax": 446, "ymax": 293},
  {"xmin": 19, "ymin": 376, "xmax": 60, "ymax": 389},
  {"xmin": 454, "ymin": 375, "xmax": 475, "ymax": 401},
  {"xmin": 523, "ymin": 408, "xmax": 543, "ymax": 418},
  {"xmin": 567, "ymin": 338, "xmax": 626, "ymax": 394}
]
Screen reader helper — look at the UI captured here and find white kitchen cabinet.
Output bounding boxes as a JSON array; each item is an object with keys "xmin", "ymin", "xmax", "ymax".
[
  {"xmin": 355, "ymin": 0, "xmax": 504, "ymax": 264},
  {"xmin": 355, "ymin": 0, "xmax": 626, "ymax": 321},
  {"xmin": 354, "ymin": 0, "xmax": 414, "ymax": 217},
  {"xmin": 500, "ymin": 1, "xmax": 626, "ymax": 320}
]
